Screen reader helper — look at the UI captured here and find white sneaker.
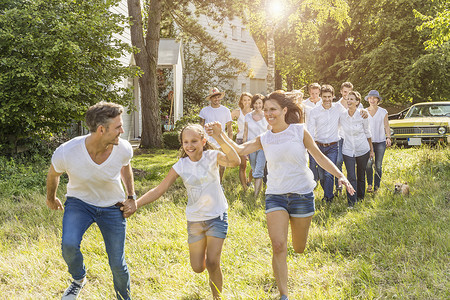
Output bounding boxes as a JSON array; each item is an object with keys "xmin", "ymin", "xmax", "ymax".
[{"xmin": 62, "ymin": 278, "xmax": 87, "ymax": 299}]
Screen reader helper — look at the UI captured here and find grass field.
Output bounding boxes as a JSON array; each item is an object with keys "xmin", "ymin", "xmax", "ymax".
[{"xmin": 0, "ymin": 146, "xmax": 449, "ymax": 299}]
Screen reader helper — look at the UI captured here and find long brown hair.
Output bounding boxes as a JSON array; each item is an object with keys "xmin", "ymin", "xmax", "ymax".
[
  {"xmin": 178, "ymin": 124, "xmax": 216, "ymax": 158},
  {"xmin": 267, "ymin": 91, "xmax": 303, "ymax": 124}
]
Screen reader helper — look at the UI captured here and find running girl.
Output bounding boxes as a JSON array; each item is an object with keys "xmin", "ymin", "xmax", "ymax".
[{"xmin": 123, "ymin": 124, "xmax": 240, "ymax": 299}]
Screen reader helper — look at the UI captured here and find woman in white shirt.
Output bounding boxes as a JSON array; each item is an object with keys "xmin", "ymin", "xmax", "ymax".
[
  {"xmin": 206, "ymin": 91, "xmax": 354, "ymax": 300},
  {"xmin": 231, "ymin": 92, "xmax": 253, "ymax": 191},
  {"xmin": 243, "ymin": 94, "xmax": 270, "ymax": 197},
  {"xmin": 340, "ymin": 91, "xmax": 374, "ymax": 207},
  {"xmin": 364, "ymin": 90, "xmax": 391, "ymax": 193}
]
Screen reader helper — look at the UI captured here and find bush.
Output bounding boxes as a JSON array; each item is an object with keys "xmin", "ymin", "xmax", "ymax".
[
  {"xmin": 163, "ymin": 131, "xmax": 180, "ymax": 149},
  {"xmin": 174, "ymin": 109, "xmax": 201, "ymax": 131}
]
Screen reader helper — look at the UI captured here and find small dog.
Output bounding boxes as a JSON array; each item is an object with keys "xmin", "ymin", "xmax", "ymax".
[{"xmin": 394, "ymin": 182, "xmax": 410, "ymax": 196}]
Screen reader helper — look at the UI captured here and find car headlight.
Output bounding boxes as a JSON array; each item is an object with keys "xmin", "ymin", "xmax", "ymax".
[
  {"xmin": 438, "ymin": 127, "xmax": 446, "ymax": 135},
  {"xmin": 390, "ymin": 128, "xmax": 394, "ymax": 136}
]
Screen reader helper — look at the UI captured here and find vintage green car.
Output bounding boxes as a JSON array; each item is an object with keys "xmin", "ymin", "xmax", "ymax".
[{"xmin": 389, "ymin": 102, "xmax": 450, "ymax": 146}]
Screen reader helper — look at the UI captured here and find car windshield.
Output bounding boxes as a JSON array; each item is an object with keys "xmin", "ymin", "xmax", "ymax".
[{"xmin": 405, "ymin": 104, "xmax": 450, "ymax": 118}]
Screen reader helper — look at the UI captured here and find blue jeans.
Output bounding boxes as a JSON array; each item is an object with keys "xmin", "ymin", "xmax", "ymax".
[
  {"xmin": 62, "ymin": 197, "xmax": 130, "ymax": 300},
  {"xmin": 366, "ymin": 141, "xmax": 386, "ymax": 190},
  {"xmin": 248, "ymin": 149, "xmax": 266, "ymax": 178},
  {"xmin": 343, "ymin": 151, "xmax": 370, "ymax": 206},
  {"xmin": 317, "ymin": 143, "xmax": 338, "ymax": 199},
  {"xmin": 309, "ymin": 154, "xmax": 319, "ymax": 182},
  {"xmin": 335, "ymin": 138, "xmax": 344, "ymax": 189}
]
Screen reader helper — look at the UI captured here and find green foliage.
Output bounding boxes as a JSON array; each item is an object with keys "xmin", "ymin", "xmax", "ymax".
[
  {"xmin": 162, "ymin": 131, "xmax": 180, "ymax": 149},
  {"xmin": 182, "ymin": 38, "xmax": 239, "ymax": 111},
  {"xmin": 0, "ymin": 0, "xmax": 138, "ymax": 152},
  {"xmin": 174, "ymin": 109, "xmax": 201, "ymax": 131}
]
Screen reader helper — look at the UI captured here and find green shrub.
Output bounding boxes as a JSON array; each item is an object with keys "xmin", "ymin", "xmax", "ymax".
[
  {"xmin": 174, "ymin": 112, "xmax": 201, "ymax": 131},
  {"xmin": 163, "ymin": 131, "xmax": 180, "ymax": 149}
]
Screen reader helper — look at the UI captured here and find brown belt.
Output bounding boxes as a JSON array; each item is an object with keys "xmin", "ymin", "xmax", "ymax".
[{"xmin": 316, "ymin": 141, "xmax": 338, "ymax": 147}]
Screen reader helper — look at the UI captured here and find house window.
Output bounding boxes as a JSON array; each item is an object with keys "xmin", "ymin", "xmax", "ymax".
[
  {"xmin": 232, "ymin": 26, "xmax": 239, "ymax": 41},
  {"xmin": 241, "ymin": 83, "xmax": 247, "ymax": 93},
  {"xmin": 241, "ymin": 28, "xmax": 247, "ymax": 43}
]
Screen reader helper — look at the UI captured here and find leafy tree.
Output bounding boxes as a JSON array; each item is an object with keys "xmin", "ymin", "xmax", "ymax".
[
  {"xmin": 329, "ymin": 0, "xmax": 448, "ymax": 103},
  {"xmin": 244, "ymin": 0, "xmax": 350, "ymax": 91},
  {"xmin": 127, "ymin": 0, "xmax": 246, "ymax": 148},
  {"xmin": 0, "ymin": 0, "xmax": 137, "ymax": 153}
]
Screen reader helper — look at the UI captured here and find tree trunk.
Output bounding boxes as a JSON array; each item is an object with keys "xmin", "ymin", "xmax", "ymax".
[
  {"xmin": 275, "ymin": 69, "xmax": 282, "ymax": 91},
  {"xmin": 127, "ymin": 0, "xmax": 162, "ymax": 148},
  {"xmin": 266, "ymin": 23, "xmax": 275, "ymax": 93}
]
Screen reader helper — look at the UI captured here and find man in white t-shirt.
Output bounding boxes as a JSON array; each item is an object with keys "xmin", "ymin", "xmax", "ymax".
[
  {"xmin": 303, "ymin": 83, "xmax": 322, "ymax": 182},
  {"xmin": 199, "ymin": 87, "xmax": 233, "ymax": 182},
  {"xmin": 308, "ymin": 84, "xmax": 345, "ymax": 202},
  {"xmin": 46, "ymin": 102, "xmax": 136, "ymax": 300}
]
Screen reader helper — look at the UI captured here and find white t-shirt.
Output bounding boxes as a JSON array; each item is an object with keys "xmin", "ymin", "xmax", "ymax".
[
  {"xmin": 368, "ymin": 107, "xmax": 388, "ymax": 143},
  {"xmin": 172, "ymin": 150, "xmax": 228, "ymax": 222},
  {"xmin": 260, "ymin": 124, "xmax": 316, "ymax": 195},
  {"xmin": 303, "ymin": 98, "xmax": 322, "ymax": 125},
  {"xmin": 245, "ymin": 112, "xmax": 269, "ymax": 141},
  {"xmin": 337, "ymin": 98, "xmax": 363, "ymax": 139},
  {"xmin": 51, "ymin": 135, "xmax": 133, "ymax": 207},
  {"xmin": 199, "ymin": 105, "xmax": 232, "ymax": 147},
  {"xmin": 236, "ymin": 108, "xmax": 246, "ymax": 139},
  {"xmin": 308, "ymin": 103, "xmax": 346, "ymax": 143},
  {"xmin": 339, "ymin": 109, "xmax": 372, "ymax": 157}
]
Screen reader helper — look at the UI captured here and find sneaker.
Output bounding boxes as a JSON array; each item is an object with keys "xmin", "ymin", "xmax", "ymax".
[
  {"xmin": 62, "ymin": 278, "xmax": 87, "ymax": 300},
  {"xmin": 280, "ymin": 295, "xmax": 289, "ymax": 300}
]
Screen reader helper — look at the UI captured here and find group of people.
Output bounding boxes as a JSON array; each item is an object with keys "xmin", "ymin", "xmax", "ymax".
[{"xmin": 46, "ymin": 80, "xmax": 391, "ymax": 300}]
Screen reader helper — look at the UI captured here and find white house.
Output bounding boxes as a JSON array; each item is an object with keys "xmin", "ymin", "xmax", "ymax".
[
  {"xmin": 196, "ymin": 14, "xmax": 268, "ymax": 95},
  {"xmin": 111, "ymin": 1, "xmax": 267, "ymax": 141}
]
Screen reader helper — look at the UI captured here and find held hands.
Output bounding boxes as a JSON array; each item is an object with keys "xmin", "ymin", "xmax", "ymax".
[
  {"xmin": 46, "ymin": 197, "xmax": 64, "ymax": 211},
  {"xmin": 204, "ymin": 122, "xmax": 222, "ymax": 137},
  {"xmin": 360, "ymin": 109, "xmax": 369, "ymax": 119},
  {"xmin": 338, "ymin": 177, "xmax": 355, "ymax": 196},
  {"xmin": 120, "ymin": 198, "xmax": 137, "ymax": 218}
]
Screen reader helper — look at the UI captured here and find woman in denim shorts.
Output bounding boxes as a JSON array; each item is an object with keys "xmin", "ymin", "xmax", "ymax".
[
  {"xmin": 207, "ymin": 91, "xmax": 355, "ymax": 300},
  {"xmin": 125, "ymin": 124, "xmax": 240, "ymax": 299}
]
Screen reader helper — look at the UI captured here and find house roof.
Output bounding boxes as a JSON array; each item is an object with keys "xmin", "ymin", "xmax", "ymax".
[{"xmin": 158, "ymin": 39, "xmax": 183, "ymax": 67}]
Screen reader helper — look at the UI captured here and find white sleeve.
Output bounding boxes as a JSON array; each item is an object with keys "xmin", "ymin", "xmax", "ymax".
[
  {"xmin": 363, "ymin": 117, "xmax": 372, "ymax": 139},
  {"xmin": 121, "ymin": 140, "xmax": 133, "ymax": 166},
  {"xmin": 198, "ymin": 107, "xmax": 207, "ymax": 120},
  {"xmin": 51, "ymin": 145, "xmax": 66, "ymax": 173},
  {"xmin": 172, "ymin": 159, "xmax": 182, "ymax": 176}
]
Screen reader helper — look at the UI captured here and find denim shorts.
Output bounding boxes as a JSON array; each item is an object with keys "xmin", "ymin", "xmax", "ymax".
[
  {"xmin": 187, "ymin": 213, "xmax": 228, "ymax": 244},
  {"xmin": 265, "ymin": 192, "xmax": 315, "ymax": 218}
]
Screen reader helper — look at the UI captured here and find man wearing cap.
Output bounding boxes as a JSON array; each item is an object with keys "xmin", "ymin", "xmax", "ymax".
[{"xmin": 199, "ymin": 87, "xmax": 233, "ymax": 181}]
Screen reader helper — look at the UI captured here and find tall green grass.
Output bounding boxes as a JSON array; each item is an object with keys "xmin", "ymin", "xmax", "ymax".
[{"xmin": 1, "ymin": 146, "xmax": 449, "ymax": 299}]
